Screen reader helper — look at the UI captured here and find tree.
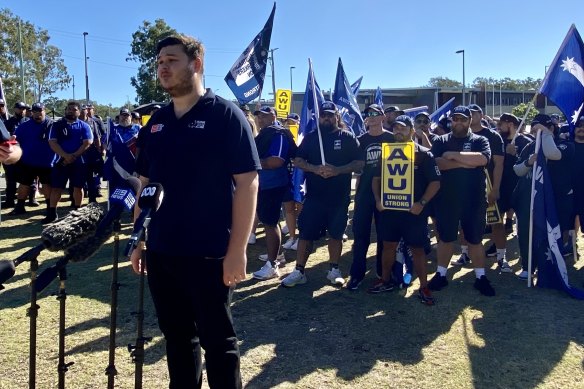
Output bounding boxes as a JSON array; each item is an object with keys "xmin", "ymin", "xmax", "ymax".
[
  {"xmin": 471, "ymin": 77, "xmax": 542, "ymax": 91},
  {"xmin": 128, "ymin": 19, "xmax": 177, "ymax": 104},
  {"xmin": 426, "ymin": 77, "xmax": 463, "ymax": 88},
  {"xmin": 0, "ymin": 9, "xmax": 71, "ymax": 105},
  {"xmin": 512, "ymin": 103, "xmax": 540, "ymax": 124}
]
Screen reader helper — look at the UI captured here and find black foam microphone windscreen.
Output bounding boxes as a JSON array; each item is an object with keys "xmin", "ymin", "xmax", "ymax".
[{"xmin": 41, "ymin": 203, "xmax": 104, "ymax": 251}]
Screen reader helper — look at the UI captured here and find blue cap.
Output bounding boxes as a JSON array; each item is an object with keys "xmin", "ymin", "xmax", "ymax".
[
  {"xmin": 14, "ymin": 101, "xmax": 27, "ymax": 109},
  {"xmin": 286, "ymin": 113, "xmax": 300, "ymax": 122},
  {"xmin": 468, "ymin": 104, "xmax": 483, "ymax": 114},
  {"xmin": 119, "ymin": 108, "xmax": 130, "ymax": 115},
  {"xmin": 531, "ymin": 114, "xmax": 552, "ymax": 127},
  {"xmin": 320, "ymin": 101, "xmax": 338, "ymax": 113},
  {"xmin": 254, "ymin": 106, "xmax": 276, "ymax": 115},
  {"xmin": 394, "ymin": 115, "xmax": 414, "ymax": 127},
  {"xmin": 31, "ymin": 102, "xmax": 44, "ymax": 111},
  {"xmin": 450, "ymin": 105, "xmax": 471, "ymax": 118},
  {"xmin": 365, "ymin": 104, "xmax": 384, "ymax": 114}
]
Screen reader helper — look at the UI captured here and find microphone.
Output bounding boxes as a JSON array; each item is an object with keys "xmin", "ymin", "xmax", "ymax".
[
  {"xmin": 0, "ymin": 244, "xmax": 46, "ymax": 288},
  {"xmin": 124, "ymin": 183, "xmax": 164, "ymax": 257},
  {"xmin": 41, "ymin": 203, "xmax": 105, "ymax": 251}
]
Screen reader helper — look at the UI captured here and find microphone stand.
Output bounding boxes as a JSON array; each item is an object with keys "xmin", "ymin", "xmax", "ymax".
[
  {"xmin": 57, "ymin": 267, "xmax": 74, "ymax": 389},
  {"xmin": 128, "ymin": 225, "xmax": 152, "ymax": 389},
  {"xmin": 105, "ymin": 220, "xmax": 121, "ymax": 388},
  {"xmin": 27, "ymin": 252, "xmax": 41, "ymax": 389}
]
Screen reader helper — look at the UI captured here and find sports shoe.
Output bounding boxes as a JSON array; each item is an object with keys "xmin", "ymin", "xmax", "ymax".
[
  {"xmin": 326, "ymin": 267, "xmax": 344, "ymax": 286},
  {"xmin": 27, "ymin": 200, "xmax": 40, "ymax": 207},
  {"xmin": 281, "ymin": 224, "xmax": 289, "ymax": 235},
  {"xmin": 451, "ymin": 253, "xmax": 471, "ymax": 266},
  {"xmin": 345, "ymin": 276, "xmax": 363, "ymax": 291},
  {"xmin": 562, "ymin": 243, "xmax": 573, "ymax": 257},
  {"xmin": 342, "ymin": 233, "xmax": 349, "ymax": 242},
  {"xmin": 418, "ymin": 287, "xmax": 435, "ymax": 306},
  {"xmin": 498, "ymin": 259, "xmax": 513, "ymax": 273},
  {"xmin": 282, "ymin": 237, "xmax": 298, "ymax": 250},
  {"xmin": 428, "ymin": 273, "xmax": 448, "ymax": 291},
  {"xmin": 281, "ymin": 269, "xmax": 307, "ymax": 287},
  {"xmin": 258, "ymin": 253, "xmax": 285, "ymax": 263},
  {"xmin": 367, "ymin": 279, "xmax": 396, "ymax": 294},
  {"xmin": 9, "ymin": 206, "xmax": 27, "ymax": 216},
  {"xmin": 474, "ymin": 275, "xmax": 495, "ymax": 296},
  {"xmin": 248, "ymin": 233, "xmax": 257, "ymax": 245},
  {"xmin": 41, "ymin": 214, "xmax": 58, "ymax": 225},
  {"xmin": 252, "ymin": 262, "xmax": 279, "ymax": 280},
  {"xmin": 485, "ymin": 243, "xmax": 497, "ymax": 257},
  {"xmin": 517, "ymin": 270, "xmax": 529, "ymax": 280}
]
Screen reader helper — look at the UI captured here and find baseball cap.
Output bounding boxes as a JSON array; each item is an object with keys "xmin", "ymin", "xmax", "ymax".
[
  {"xmin": 414, "ymin": 111, "xmax": 431, "ymax": 119},
  {"xmin": 286, "ymin": 113, "xmax": 300, "ymax": 122},
  {"xmin": 240, "ymin": 104, "xmax": 250, "ymax": 112},
  {"xmin": 394, "ymin": 115, "xmax": 414, "ymax": 127},
  {"xmin": 364, "ymin": 104, "xmax": 384, "ymax": 115},
  {"xmin": 320, "ymin": 101, "xmax": 338, "ymax": 113},
  {"xmin": 450, "ymin": 105, "xmax": 471, "ymax": 118},
  {"xmin": 14, "ymin": 101, "xmax": 27, "ymax": 109},
  {"xmin": 31, "ymin": 102, "xmax": 45, "ymax": 111},
  {"xmin": 531, "ymin": 114, "xmax": 552, "ymax": 127},
  {"xmin": 254, "ymin": 106, "xmax": 277, "ymax": 115},
  {"xmin": 86, "ymin": 104, "xmax": 94, "ymax": 109},
  {"xmin": 131, "ymin": 112, "xmax": 141, "ymax": 119},
  {"xmin": 0, "ymin": 99, "xmax": 5, "ymax": 105},
  {"xmin": 384, "ymin": 106, "xmax": 404, "ymax": 115},
  {"xmin": 468, "ymin": 104, "xmax": 483, "ymax": 114},
  {"xmin": 119, "ymin": 108, "xmax": 130, "ymax": 115},
  {"xmin": 499, "ymin": 113, "xmax": 520, "ymax": 126}
]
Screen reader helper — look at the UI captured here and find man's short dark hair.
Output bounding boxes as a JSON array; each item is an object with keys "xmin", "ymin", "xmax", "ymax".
[
  {"xmin": 66, "ymin": 100, "xmax": 81, "ymax": 109},
  {"xmin": 156, "ymin": 34, "xmax": 205, "ymax": 64}
]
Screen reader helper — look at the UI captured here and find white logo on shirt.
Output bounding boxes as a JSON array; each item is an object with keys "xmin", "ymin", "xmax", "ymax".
[
  {"xmin": 334, "ymin": 139, "xmax": 342, "ymax": 150},
  {"xmin": 188, "ymin": 120, "xmax": 206, "ymax": 129}
]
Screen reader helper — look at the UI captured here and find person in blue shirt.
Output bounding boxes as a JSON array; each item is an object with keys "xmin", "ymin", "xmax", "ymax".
[
  {"xmin": 9, "ymin": 103, "xmax": 55, "ymax": 216},
  {"xmin": 46, "ymin": 100, "xmax": 93, "ymax": 223}
]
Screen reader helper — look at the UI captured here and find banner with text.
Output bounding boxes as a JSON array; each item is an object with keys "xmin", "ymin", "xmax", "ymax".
[
  {"xmin": 381, "ymin": 142, "xmax": 415, "ymax": 211},
  {"xmin": 275, "ymin": 89, "xmax": 292, "ymax": 118}
]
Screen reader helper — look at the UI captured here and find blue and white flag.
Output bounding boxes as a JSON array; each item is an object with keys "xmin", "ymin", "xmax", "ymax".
[
  {"xmin": 403, "ymin": 106, "xmax": 429, "ymax": 119},
  {"xmin": 333, "ymin": 58, "xmax": 365, "ymax": 137},
  {"xmin": 292, "ymin": 60, "xmax": 324, "ymax": 203},
  {"xmin": 539, "ymin": 24, "xmax": 584, "ymax": 131},
  {"xmin": 224, "ymin": 4, "xmax": 275, "ymax": 104},
  {"xmin": 532, "ymin": 131, "xmax": 584, "ymax": 299},
  {"xmin": 0, "ymin": 77, "xmax": 5, "ymax": 103},
  {"xmin": 374, "ymin": 87, "xmax": 384, "ymax": 109},
  {"xmin": 430, "ymin": 97, "xmax": 456, "ymax": 124},
  {"xmin": 351, "ymin": 76, "xmax": 363, "ymax": 97}
]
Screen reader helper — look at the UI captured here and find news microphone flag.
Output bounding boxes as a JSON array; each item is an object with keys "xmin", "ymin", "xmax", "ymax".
[
  {"xmin": 292, "ymin": 61, "xmax": 324, "ymax": 203},
  {"xmin": 375, "ymin": 87, "xmax": 384, "ymax": 109},
  {"xmin": 430, "ymin": 97, "xmax": 456, "ymax": 124},
  {"xmin": 539, "ymin": 24, "xmax": 584, "ymax": 132},
  {"xmin": 224, "ymin": 3, "xmax": 275, "ymax": 104},
  {"xmin": 351, "ymin": 76, "xmax": 363, "ymax": 97},
  {"xmin": 333, "ymin": 58, "xmax": 365, "ymax": 137},
  {"xmin": 531, "ymin": 132, "xmax": 584, "ymax": 299}
]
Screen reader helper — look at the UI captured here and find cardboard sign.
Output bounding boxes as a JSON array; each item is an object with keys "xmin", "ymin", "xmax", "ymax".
[
  {"xmin": 485, "ymin": 169, "xmax": 502, "ymax": 224},
  {"xmin": 381, "ymin": 142, "xmax": 415, "ymax": 211},
  {"xmin": 275, "ymin": 89, "xmax": 292, "ymax": 119}
]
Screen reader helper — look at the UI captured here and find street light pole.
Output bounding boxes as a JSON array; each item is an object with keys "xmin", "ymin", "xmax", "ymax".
[
  {"xmin": 83, "ymin": 32, "xmax": 89, "ymax": 104},
  {"xmin": 268, "ymin": 48, "xmax": 279, "ymax": 100},
  {"xmin": 289, "ymin": 66, "xmax": 295, "ymax": 91},
  {"xmin": 456, "ymin": 50, "xmax": 465, "ymax": 105}
]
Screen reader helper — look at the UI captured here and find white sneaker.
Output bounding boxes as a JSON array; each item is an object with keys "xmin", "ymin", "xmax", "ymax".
[
  {"xmin": 253, "ymin": 262, "xmax": 279, "ymax": 280},
  {"xmin": 258, "ymin": 253, "xmax": 285, "ymax": 263},
  {"xmin": 248, "ymin": 233, "xmax": 257, "ymax": 245},
  {"xmin": 281, "ymin": 224, "xmax": 289, "ymax": 235},
  {"xmin": 326, "ymin": 267, "xmax": 344, "ymax": 285},
  {"xmin": 281, "ymin": 269, "xmax": 307, "ymax": 287},
  {"xmin": 282, "ymin": 237, "xmax": 298, "ymax": 250}
]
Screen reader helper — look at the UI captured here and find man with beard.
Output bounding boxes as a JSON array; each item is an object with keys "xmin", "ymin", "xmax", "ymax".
[
  {"xmin": 10, "ymin": 103, "xmax": 55, "ymax": 216},
  {"xmin": 413, "ymin": 111, "xmax": 436, "ymax": 147},
  {"xmin": 347, "ymin": 103, "xmax": 394, "ymax": 290},
  {"xmin": 383, "ymin": 106, "xmax": 404, "ymax": 131},
  {"xmin": 131, "ymin": 35, "xmax": 260, "ymax": 388},
  {"xmin": 371, "ymin": 115, "xmax": 440, "ymax": 304},
  {"xmin": 46, "ymin": 100, "xmax": 93, "ymax": 223},
  {"xmin": 281, "ymin": 101, "xmax": 363, "ymax": 287},
  {"xmin": 2, "ymin": 101, "xmax": 29, "ymax": 208},
  {"xmin": 429, "ymin": 106, "xmax": 495, "ymax": 296}
]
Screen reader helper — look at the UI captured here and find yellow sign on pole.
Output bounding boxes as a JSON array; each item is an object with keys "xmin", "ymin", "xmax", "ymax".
[
  {"xmin": 275, "ymin": 89, "xmax": 292, "ymax": 119},
  {"xmin": 381, "ymin": 142, "xmax": 415, "ymax": 211},
  {"xmin": 485, "ymin": 169, "xmax": 502, "ymax": 224}
]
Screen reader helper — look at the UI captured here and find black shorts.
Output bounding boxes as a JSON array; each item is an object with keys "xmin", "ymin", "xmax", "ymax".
[
  {"xmin": 16, "ymin": 163, "xmax": 52, "ymax": 186},
  {"xmin": 435, "ymin": 198, "xmax": 487, "ymax": 244},
  {"xmin": 378, "ymin": 210, "xmax": 428, "ymax": 248},
  {"xmin": 282, "ymin": 183, "xmax": 294, "ymax": 203},
  {"xmin": 51, "ymin": 163, "xmax": 87, "ymax": 189},
  {"xmin": 497, "ymin": 187, "xmax": 514, "ymax": 214},
  {"xmin": 257, "ymin": 186, "xmax": 287, "ymax": 226},
  {"xmin": 298, "ymin": 197, "xmax": 349, "ymax": 241}
]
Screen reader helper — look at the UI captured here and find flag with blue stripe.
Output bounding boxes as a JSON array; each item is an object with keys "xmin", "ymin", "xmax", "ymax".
[
  {"xmin": 403, "ymin": 106, "xmax": 429, "ymax": 119},
  {"xmin": 430, "ymin": 97, "xmax": 456, "ymax": 124},
  {"xmin": 532, "ymin": 131, "xmax": 584, "ymax": 299},
  {"xmin": 333, "ymin": 58, "xmax": 365, "ymax": 137},
  {"xmin": 351, "ymin": 76, "xmax": 363, "ymax": 97},
  {"xmin": 375, "ymin": 87, "xmax": 384, "ymax": 109},
  {"xmin": 224, "ymin": 4, "xmax": 275, "ymax": 104}
]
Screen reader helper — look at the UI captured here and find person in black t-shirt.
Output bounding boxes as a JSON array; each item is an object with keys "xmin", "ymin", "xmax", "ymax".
[
  {"xmin": 281, "ymin": 101, "xmax": 364, "ymax": 288},
  {"xmin": 132, "ymin": 35, "xmax": 260, "ymax": 389},
  {"xmin": 429, "ymin": 106, "xmax": 495, "ymax": 296},
  {"xmin": 371, "ymin": 115, "xmax": 440, "ymax": 304},
  {"xmin": 347, "ymin": 103, "xmax": 394, "ymax": 291},
  {"xmin": 413, "ymin": 111, "xmax": 437, "ymax": 147}
]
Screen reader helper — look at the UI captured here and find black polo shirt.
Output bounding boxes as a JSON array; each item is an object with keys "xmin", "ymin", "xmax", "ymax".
[
  {"xmin": 296, "ymin": 128, "xmax": 361, "ymax": 203},
  {"xmin": 501, "ymin": 133, "xmax": 531, "ymax": 194},
  {"xmin": 474, "ymin": 126, "xmax": 504, "ymax": 176},
  {"xmin": 136, "ymin": 89, "xmax": 261, "ymax": 257},
  {"xmin": 356, "ymin": 130, "xmax": 394, "ymax": 197}
]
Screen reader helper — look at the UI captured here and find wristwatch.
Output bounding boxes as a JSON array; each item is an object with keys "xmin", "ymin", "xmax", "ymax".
[{"xmin": 419, "ymin": 198, "xmax": 428, "ymax": 206}]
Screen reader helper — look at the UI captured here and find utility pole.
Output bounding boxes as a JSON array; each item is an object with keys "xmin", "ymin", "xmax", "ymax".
[
  {"xmin": 268, "ymin": 48, "xmax": 279, "ymax": 100},
  {"xmin": 456, "ymin": 50, "xmax": 465, "ymax": 105},
  {"xmin": 18, "ymin": 20, "xmax": 26, "ymax": 101},
  {"xmin": 83, "ymin": 32, "xmax": 89, "ymax": 104}
]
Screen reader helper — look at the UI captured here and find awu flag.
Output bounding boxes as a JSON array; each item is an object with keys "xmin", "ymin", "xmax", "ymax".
[
  {"xmin": 292, "ymin": 60, "xmax": 324, "ymax": 203},
  {"xmin": 403, "ymin": 106, "xmax": 429, "ymax": 119},
  {"xmin": 351, "ymin": 76, "xmax": 363, "ymax": 97},
  {"xmin": 532, "ymin": 132, "xmax": 584, "ymax": 299},
  {"xmin": 333, "ymin": 58, "xmax": 365, "ymax": 137},
  {"xmin": 375, "ymin": 87, "xmax": 384, "ymax": 108},
  {"xmin": 224, "ymin": 3, "xmax": 275, "ymax": 104},
  {"xmin": 430, "ymin": 97, "xmax": 456, "ymax": 124},
  {"xmin": 539, "ymin": 24, "xmax": 584, "ymax": 132}
]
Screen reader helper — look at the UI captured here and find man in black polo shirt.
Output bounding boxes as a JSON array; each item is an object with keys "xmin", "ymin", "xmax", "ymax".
[
  {"xmin": 281, "ymin": 101, "xmax": 363, "ymax": 287},
  {"xmin": 132, "ymin": 34, "xmax": 260, "ymax": 389},
  {"xmin": 372, "ymin": 115, "xmax": 441, "ymax": 304},
  {"xmin": 383, "ymin": 106, "xmax": 404, "ymax": 131},
  {"xmin": 429, "ymin": 106, "xmax": 495, "ymax": 296}
]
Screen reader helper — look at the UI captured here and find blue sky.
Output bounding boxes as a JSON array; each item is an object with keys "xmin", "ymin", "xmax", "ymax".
[{"xmin": 3, "ymin": 0, "xmax": 584, "ymax": 107}]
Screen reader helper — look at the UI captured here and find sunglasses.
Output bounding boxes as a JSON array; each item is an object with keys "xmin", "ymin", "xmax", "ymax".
[
  {"xmin": 366, "ymin": 111, "xmax": 382, "ymax": 117},
  {"xmin": 415, "ymin": 119, "xmax": 430, "ymax": 124}
]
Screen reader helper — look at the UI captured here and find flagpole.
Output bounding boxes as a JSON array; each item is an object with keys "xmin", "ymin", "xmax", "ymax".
[
  {"xmin": 308, "ymin": 58, "xmax": 325, "ymax": 165},
  {"xmin": 512, "ymin": 90, "xmax": 539, "ymax": 144},
  {"xmin": 527, "ymin": 129, "xmax": 542, "ymax": 287}
]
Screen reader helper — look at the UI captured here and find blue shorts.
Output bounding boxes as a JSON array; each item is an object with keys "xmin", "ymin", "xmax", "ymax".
[
  {"xmin": 51, "ymin": 162, "xmax": 87, "ymax": 189},
  {"xmin": 378, "ymin": 210, "xmax": 428, "ymax": 248},
  {"xmin": 257, "ymin": 186, "xmax": 287, "ymax": 226},
  {"xmin": 298, "ymin": 197, "xmax": 349, "ymax": 241}
]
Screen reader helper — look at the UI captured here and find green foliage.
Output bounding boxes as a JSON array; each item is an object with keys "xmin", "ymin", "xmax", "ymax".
[
  {"xmin": 512, "ymin": 102, "xmax": 540, "ymax": 123},
  {"xmin": 426, "ymin": 77, "xmax": 463, "ymax": 88},
  {"xmin": 128, "ymin": 19, "xmax": 177, "ymax": 104},
  {"xmin": 472, "ymin": 77, "xmax": 542, "ymax": 91}
]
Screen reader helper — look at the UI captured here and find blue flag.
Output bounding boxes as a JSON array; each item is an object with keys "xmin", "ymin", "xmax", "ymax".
[
  {"xmin": 224, "ymin": 4, "xmax": 275, "ymax": 104},
  {"xmin": 430, "ymin": 97, "xmax": 456, "ymax": 124},
  {"xmin": 333, "ymin": 58, "xmax": 365, "ymax": 137},
  {"xmin": 351, "ymin": 76, "xmax": 363, "ymax": 97},
  {"xmin": 532, "ymin": 132, "xmax": 584, "ymax": 299},
  {"xmin": 539, "ymin": 24, "xmax": 584, "ymax": 130},
  {"xmin": 292, "ymin": 60, "xmax": 324, "ymax": 203},
  {"xmin": 375, "ymin": 87, "xmax": 384, "ymax": 109},
  {"xmin": 403, "ymin": 106, "xmax": 429, "ymax": 119}
]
